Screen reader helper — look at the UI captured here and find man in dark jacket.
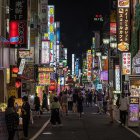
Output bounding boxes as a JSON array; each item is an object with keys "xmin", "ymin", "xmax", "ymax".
[
  {"xmin": 34, "ymin": 93, "xmax": 40, "ymax": 117},
  {"xmin": 21, "ymin": 96, "xmax": 30, "ymax": 139},
  {"xmin": 5, "ymin": 97, "xmax": 19, "ymax": 140}
]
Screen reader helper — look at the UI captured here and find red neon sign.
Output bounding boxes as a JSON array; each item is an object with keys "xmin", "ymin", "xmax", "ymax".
[{"xmin": 9, "ymin": 21, "xmax": 19, "ymax": 44}]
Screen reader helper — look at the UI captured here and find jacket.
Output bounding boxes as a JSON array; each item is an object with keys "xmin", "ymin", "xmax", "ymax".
[{"xmin": 5, "ymin": 107, "xmax": 19, "ymax": 132}]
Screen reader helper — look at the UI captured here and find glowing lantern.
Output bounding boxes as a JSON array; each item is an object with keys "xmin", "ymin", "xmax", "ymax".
[
  {"xmin": 49, "ymin": 80, "xmax": 56, "ymax": 91},
  {"xmin": 12, "ymin": 67, "xmax": 19, "ymax": 73},
  {"xmin": 15, "ymin": 81, "xmax": 21, "ymax": 88}
]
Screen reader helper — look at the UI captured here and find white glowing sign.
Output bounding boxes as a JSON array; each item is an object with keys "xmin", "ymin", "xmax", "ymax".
[
  {"xmin": 56, "ymin": 45, "xmax": 60, "ymax": 64},
  {"xmin": 18, "ymin": 59, "xmax": 26, "ymax": 75},
  {"xmin": 72, "ymin": 54, "xmax": 75, "ymax": 77},
  {"xmin": 41, "ymin": 40, "xmax": 50, "ymax": 64},
  {"xmin": 115, "ymin": 65, "xmax": 121, "ymax": 91},
  {"xmin": 63, "ymin": 48, "xmax": 67, "ymax": 60},
  {"xmin": 122, "ymin": 52, "xmax": 131, "ymax": 75}
]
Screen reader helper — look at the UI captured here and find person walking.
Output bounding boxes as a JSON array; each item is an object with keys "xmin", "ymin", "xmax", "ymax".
[
  {"xmin": 34, "ymin": 93, "xmax": 41, "ymax": 117},
  {"xmin": 77, "ymin": 91, "xmax": 84, "ymax": 118},
  {"xmin": 50, "ymin": 97, "xmax": 62, "ymax": 126},
  {"xmin": 72, "ymin": 90, "xmax": 78, "ymax": 113},
  {"xmin": 96, "ymin": 89, "xmax": 104, "ymax": 114},
  {"xmin": 67, "ymin": 91, "xmax": 73, "ymax": 112},
  {"xmin": 5, "ymin": 97, "xmax": 19, "ymax": 140},
  {"xmin": 119, "ymin": 93, "xmax": 129, "ymax": 126},
  {"xmin": 88, "ymin": 90, "xmax": 93, "ymax": 107},
  {"xmin": 21, "ymin": 96, "xmax": 30, "ymax": 139},
  {"xmin": 42, "ymin": 90, "xmax": 49, "ymax": 111},
  {"xmin": 61, "ymin": 91, "xmax": 68, "ymax": 116}
]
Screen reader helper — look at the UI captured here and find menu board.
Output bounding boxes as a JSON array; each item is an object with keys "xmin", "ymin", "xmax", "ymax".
[
  {"xmin": 117, "ymin": 0, "xmax": 130, "ymax": 51},
  {"xmin": 122, "ymin": 52, "xmax": 131, "ymax": 75}
]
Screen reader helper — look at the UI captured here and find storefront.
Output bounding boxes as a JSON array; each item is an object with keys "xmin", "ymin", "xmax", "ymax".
[
  {"xmin": 128, "ymin": 75, "xmax": 140, "ymax": 127},
  {"xmin": 128, "ymin": 52, "xmax": 140, "ymax": 127}
]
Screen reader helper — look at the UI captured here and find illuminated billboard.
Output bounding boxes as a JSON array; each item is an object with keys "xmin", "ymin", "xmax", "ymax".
[
  {"xmin": 115, "ymin": 65, "xmax": 121, "ymax": 91},
  {"xmin": 18, "ymin": 59, "xmax": 26, "ymax": 75},
  {"xmin": 122, "ymin": 52, "xmax": 131, "ymax": 75},
  {"xmin": 50, "ymin": 42, "xmax": 54, "ymax": 66},
  {"xmin": 41, "ymin": 40, "xmax": 50, "ymax": 64},
  {"xmin": 48, "ymin": 5, "xmax": 55, "ymax": 42},
  {"xmin": 117, "ymin": 0, "xmax": 130, "ymax": 51},
  {"xmin": 40, "ymin": 0, "xmax": 48, "ymax": 33},
  {"xmin": 38, "ymin": 73, "xmax": 50, "ymax": 85},
  {"xmin": 63, "ymin": 48, "xmax": 67, "ymax": 60},
  {"xmin": 9, "ymin": 0, "xmax": 28, "ymax": 48},
  {"xmin": 87, "ymin": 50, "xmax": 92, "ymax": 81},
  {"xmin": 75, "ymin": 58, "xmax": 79, "ymax": 77},
  {"xmin": 56, "ymin": 45, "xmax": 60, "ymax": 64},
  {"xmin": 72, "ymin": 54, "xmax": 75, "ymax": 77}
]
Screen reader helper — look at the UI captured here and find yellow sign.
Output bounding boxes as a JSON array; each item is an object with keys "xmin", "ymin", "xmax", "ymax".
[
  {"xmin": 7, "ymin": 87, "xmax": 18, "ymax": 98},
  {"xmin": 38, "ymin": 67, "xmax": 54, "ymax": 72}
]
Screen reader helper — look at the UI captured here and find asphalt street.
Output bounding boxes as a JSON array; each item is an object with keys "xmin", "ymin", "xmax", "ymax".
[{"xmin": 34, "ymin": 107, "xmax": 139, "ymax": 140}]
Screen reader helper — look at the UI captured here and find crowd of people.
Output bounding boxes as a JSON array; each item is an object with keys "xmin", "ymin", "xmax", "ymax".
[{"xmin": 4, "ymin": 87, "xmax": 130, "ymax": 140}]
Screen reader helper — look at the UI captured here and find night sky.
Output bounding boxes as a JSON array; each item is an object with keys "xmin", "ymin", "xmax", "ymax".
[{"xmin": 48, "ymin": 0, "xmax": 110, "ymax": 68}]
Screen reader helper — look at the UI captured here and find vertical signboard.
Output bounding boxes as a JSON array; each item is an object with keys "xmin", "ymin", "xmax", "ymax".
[
  {"xmin": 18, "ymin": 59, "xmax": 26, "ymax": 75},
  {"xmin": 56, "ymin": 22, "xmax": 60, "ymax": 44},
  {"xmin": 63, "ymin": 48, "xmax": 67, "ymax": 60},
  {"xmin": 50, "ymin": 42, "xmax": 54, "ymax": 66},
  {"xmin": 9, "ymin": 0, "xmax": 28, "ymax": 48},
  {"xmin": 56, "ymin": 45, "xmax": 60, "ymax": 65},
  {"xmin": 92, "ymin": 37, "xmax": 95, "ymax": 68},
  {"xmin": 48, "ymin": 5, "xmax": 55, "ymax": 42},
  {"xmin": 117, "ymin": 0, "xmax": 130, "ymax": 51},
  {"xmin": 87, "ymin": 50, "xmax": 92, "ymax": 81},
  {"xmin": 115, "ymin": 65, "xmax": 121, "ymax": 91},
  {"xmin": 72, "ymin": 54, "xmax": 75, "ymax": 78},
  {"xmin": 75, "ymin": 58, "xmax": 79, "ymax": 78},
  {"xmin": 41, "ymin": 40, "xmax": 50, "ymax": 64},
  {"xmin": 40, "ymin": 0, "xmax": 48, "ymax": 34},
  {"xmin": 122, "ymin": 52, "xmax": 131, "ymax": 75}
]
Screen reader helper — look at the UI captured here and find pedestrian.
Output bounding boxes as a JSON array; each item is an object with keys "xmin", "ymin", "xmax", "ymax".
[
  {"xmin": 77, "ymin": 91, "xmax": 84, "ymax": 118},
  {"xmin": 72, "ymin": 90, "xmax": 78, "ymax": 113},
  {"xmin": 67, "ymin": 90, "xmax": 73, "ymax": 112},
  {"xmin": 88, "ymin": 90, "xmax": 93, "ymax": 107},
  {"xmin": 34, "ymin": 93, "xmax": 41, "ymax": 117},
  {"xmin": 103, "ymin": 93, "xmax": 108, "ymax": 114},
  {"xmin": 42, "ymin": 90, "xmax": 49, "ymax": 111},
  {"xmin": 96, "ymin": 89, "xmax": 104, "ymax": 114},
  {"xmin": 107, "ymin": 96, "xmax": 114, "ymax": 123},
  {"xmin": 61, "ymin": 91, "xmax": 68, "ymax": 116},
  {"xmin": 5, "ymin": 97, "xmax": 19, "ymax": 140},
  {"xmin": 119, "ymin": 93, "xmax": 129, "ymax": 126},
  {"xmin": 21, "ymin": 96, "xmax": 30, "ymax": 139},
  {"xmin": 50, "ymin": 97, "xmax": 62, "ymax": 126}
]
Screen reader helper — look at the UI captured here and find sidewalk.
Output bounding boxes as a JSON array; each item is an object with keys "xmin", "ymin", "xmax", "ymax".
[{"xmin": 113, "ymin": 106, "xmax": 140, "ymax": 137}]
